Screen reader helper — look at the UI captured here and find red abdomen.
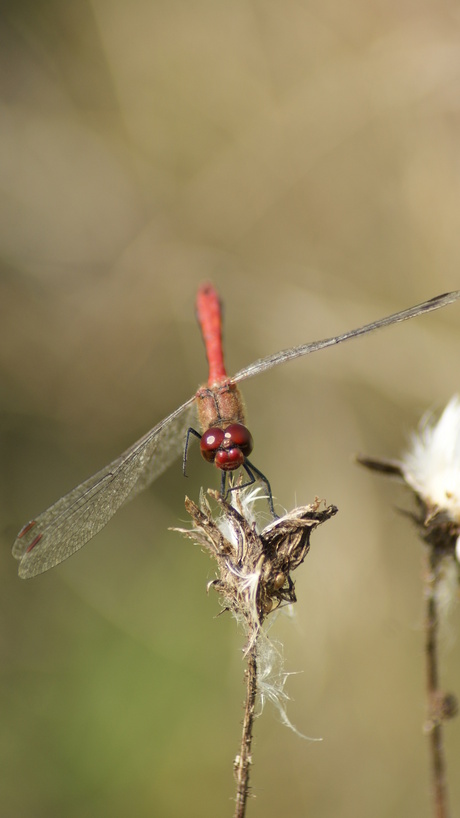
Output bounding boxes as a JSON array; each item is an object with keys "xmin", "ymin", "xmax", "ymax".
[{"xmin": 196, "ymin": 282, "xmax": 227, "ymax": 385}]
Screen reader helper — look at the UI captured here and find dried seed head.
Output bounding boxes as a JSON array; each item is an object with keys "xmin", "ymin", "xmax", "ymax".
[
  {"xmin": 172, "ymin": 488, "xmax": 337, "ymax": 642},
  {"xmin": 172, "ymin": 487, "xmax": 337, "ymax": 735}
]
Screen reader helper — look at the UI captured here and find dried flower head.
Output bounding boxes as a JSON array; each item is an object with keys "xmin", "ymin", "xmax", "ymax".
[
  {"xmin": 173, "ymin": 487, "xmax": 337, "ymax": 644},
  {"xmin": 173, "ymin": 487, "xmax": 337, "ymax": 741}
]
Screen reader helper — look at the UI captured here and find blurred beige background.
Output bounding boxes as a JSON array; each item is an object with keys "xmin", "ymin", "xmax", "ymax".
[{"xmin": 2, "ymin": 2, "xmax": 460, "ymax": 816}]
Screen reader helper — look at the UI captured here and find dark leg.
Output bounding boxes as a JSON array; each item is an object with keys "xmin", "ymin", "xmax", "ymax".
[
  {"xmin": 224, "ymin": 464, "xmax": 254, "ymax": 499},
  {"xmin": 183, "ymin": 427, "xmax": 202, "ymax": 477},
  {"xmin": 245, "ymin": 459, "xmax": 277, "ymax": 517},
  {"xmin": 220, "ymin": 469, "xmax": 227, "ymax": 498},
  {"xmin": 225, "ymin": 459, "xmax": 277, "ymax": 517}
]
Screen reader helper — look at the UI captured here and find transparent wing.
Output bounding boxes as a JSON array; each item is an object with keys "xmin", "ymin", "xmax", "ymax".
[
  {"xmin": 232, "ymin": 290, "xmax": 460, "ymax": 384},
  {"xmin": 13, "ymin": 397, "xmax": 197, "ymax": 578}
]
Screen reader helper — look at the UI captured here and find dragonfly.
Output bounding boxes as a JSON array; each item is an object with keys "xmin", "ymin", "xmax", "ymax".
[{"xmin": 13, "ymin": 284, "xmax": 460, "ymax": 578}]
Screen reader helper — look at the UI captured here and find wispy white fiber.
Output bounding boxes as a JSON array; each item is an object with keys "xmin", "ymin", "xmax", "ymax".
[{"xmin": 257, "ymin": 629, "xmax": 321, "ymax": 741}]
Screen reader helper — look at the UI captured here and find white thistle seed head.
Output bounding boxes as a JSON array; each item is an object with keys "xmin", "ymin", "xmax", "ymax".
[
  {"xmin": 402, "ymin": 396, "xmax": 460, "ymax": 522},
  {"xmin": 358, "ymin": 396, "xmax": 460, "ymax": 625}
]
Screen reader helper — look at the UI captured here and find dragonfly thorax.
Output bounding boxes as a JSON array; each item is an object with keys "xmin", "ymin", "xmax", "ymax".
[{"xmin": 195, "ymin": 379, "xmax": 246, "ymax": 432}]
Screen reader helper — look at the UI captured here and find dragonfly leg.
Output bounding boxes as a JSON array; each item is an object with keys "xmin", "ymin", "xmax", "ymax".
[
  {"xmin": 245, "ymin": 459, "xmax": 277, "ymax": 517},
  {"xmin": 220, "ymin": 468, "xmax": 227, "ymax": 498},
  {"xmin": 225, "ymin": 459, "xmax": 277, "ymax": 517},
  {"xmin": 183, "ymin": 427, "xmax": 202, "ymax": 477}
]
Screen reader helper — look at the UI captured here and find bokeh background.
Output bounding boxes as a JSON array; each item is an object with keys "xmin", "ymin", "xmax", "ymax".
[{"xmin": 2, "ymin": 2, "xmax": 460, "ymax": 816}]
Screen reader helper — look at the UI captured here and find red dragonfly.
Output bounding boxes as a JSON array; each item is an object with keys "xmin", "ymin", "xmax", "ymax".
[{"xmin": 13, "ymin": 284, "xmax": 460, "ymax": 578}]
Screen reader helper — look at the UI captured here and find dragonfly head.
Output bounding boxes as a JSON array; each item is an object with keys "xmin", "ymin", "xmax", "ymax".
[{"xmin": 200, "ymin": 423, "xmax": 254, "ymax": 471}]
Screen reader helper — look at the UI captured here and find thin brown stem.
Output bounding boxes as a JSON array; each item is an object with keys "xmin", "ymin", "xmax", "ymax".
[
  {"xmin": 424, "ymin": 550, "xmax": 450, "ymax": 818},
  {"xmin": 233, "ymin": 643, "xmax": 258, "ymax": 818}
]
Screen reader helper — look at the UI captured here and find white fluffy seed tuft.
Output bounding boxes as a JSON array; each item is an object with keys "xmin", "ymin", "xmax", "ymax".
[{"xmin": 402, "ymin": 396, "xmax": 460, "ymax": 520}]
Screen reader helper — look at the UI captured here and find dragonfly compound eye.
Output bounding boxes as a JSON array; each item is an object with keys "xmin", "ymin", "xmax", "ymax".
[
  {"xmin": 200, "ymin": 427, "xmax": 225, "ymax": 462},
  {"xmin": 223, "ymin": 424, "xmax": 253, "ymax": 457}
]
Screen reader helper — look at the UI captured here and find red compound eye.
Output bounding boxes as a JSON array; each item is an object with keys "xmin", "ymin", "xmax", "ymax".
[
  {"xmin": 223, "ymin": 424, "xmax": 253, "ymax": 457},
  {"xmin": 200, "ymin": 427, "xmax": 225, "ymax": 463}
]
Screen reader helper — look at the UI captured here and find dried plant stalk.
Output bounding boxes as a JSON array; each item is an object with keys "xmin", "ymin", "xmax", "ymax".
[
  {"xmin": 357, "ymin": 454, "xmax": 458, "ymax": 818},
  {"xmin": 233, "ymin": 645, "xmax": 257, "ymax": 818},
  {"xmin": 424, "ymin": 546, "xmax": 451, "ymax": 818},
  {"xmin": 173, "ymin": 490, "xmax": 337, "ymax": 817}
]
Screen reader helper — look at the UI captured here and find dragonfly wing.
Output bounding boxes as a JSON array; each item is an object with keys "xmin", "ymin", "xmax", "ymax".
[
  {"xmin": 13, "ymin": 397, "xmax": 197, "ymax": 578},
  {"xmin": 125, "ymin": 401, "xmax": 198, "ymax": 501},
  {"xmin": 232, "ymin": 290, "xmax": 460, "ymax": 384}
]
